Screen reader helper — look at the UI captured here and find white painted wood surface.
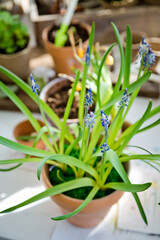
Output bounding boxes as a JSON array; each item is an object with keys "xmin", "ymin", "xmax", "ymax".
[{"xmin": 0, "ymin": 96, "xmax": 160, "ymax": 240}]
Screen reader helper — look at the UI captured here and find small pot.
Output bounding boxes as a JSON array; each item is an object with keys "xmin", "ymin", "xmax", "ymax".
[
  {"xmin": 146, "ymin": 37, "xmax": 160, "ymax": 71},
  {"xmin": 40, "ymin": 77, "xmax": 79, "ymax": 126},
  {"xmin": 121, "ymin": 30, "xmax": 146, "ymax": 62},
  {"xmin": 0, "ymin": 40, "xmax": 30, "ymax": 84},
  {"xmin": 13, "ymin": 119, "xmax": 45, "ymax": 150},
  {"xmin": 42, "ymin": 163, "xmax": 128, "ymax": 228},
  {"xmin": 42, "ymin": 20, "xmax": 91, "ymax": 75}
]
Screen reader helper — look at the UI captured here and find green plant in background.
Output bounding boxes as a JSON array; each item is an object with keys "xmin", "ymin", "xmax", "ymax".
[
  {"xmin": 0, "ymin": 22, "xmax": 160, "ymax": 225},
  {"xmin": 0, "ymin": 11, "xmax": 29, "ymax": 54}
]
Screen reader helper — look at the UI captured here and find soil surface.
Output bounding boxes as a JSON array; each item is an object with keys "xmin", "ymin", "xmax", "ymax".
[
  {"xmin": 47, "ymin": 83, "xmax": 79, "ymax": 119},
  {"xmin": 48, "ymin": 23, "xmax": 89, "ymax": 46}
]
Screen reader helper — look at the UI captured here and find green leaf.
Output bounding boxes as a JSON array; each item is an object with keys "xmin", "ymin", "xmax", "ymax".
[
  {"xmin": 0, "ymin": 164, "xmax": 22, "ymax": 171},
  {"xmin": 59, "ymin": 70, "xmax": 80, "ymax": 153},
  {"xmin": 0, "ymin": 136, "xmax": 52, "ymax": 157},
  {"xmin": 111, "ymin": 22, "xmax": 125, "ymax": 95},
  {"xmin": 65, "ymin": 126, "xmax": 83, "ymax": 155},
  {"xmin": 98, "ymin": 71, "xmax": 151, "ymax": 114},
  {"xmin": 37, "ymin": 154, "xmax": 99, "ymax": 182},
  {"xmin": 51, "ymin": 186, "xmax": 99, "ymax": 221},
  {"xmin": 137, "ymin": 119, "xmax": 160, "ymax": 134},
  {"xmin": 123, "ymin": 25, "xmax": 132, "ymax": 89},
  {"xmin": 97, "ymin": 43, "xmax": 116, "ymax": 108},
  {"xmin": 0, "ymin": 178, "xmax": 96, "ymax": 213},
  {"xmin": 117, "ymin": 100, "xmax": 152, "ymax": 155},
  {"xmin": 120, "ymin": 154, "xmax": 160, "ymax": 162},
  {"xmin": 0, "ymin": 81, "xmax": 54, "ymax": 152},
  {"xmin": 104, "ymin": 182, "xmax": 151, "ymax": 192},
  {"xmin": 106, "ymin": 149, "xmax": 148, "ymax": 225}
]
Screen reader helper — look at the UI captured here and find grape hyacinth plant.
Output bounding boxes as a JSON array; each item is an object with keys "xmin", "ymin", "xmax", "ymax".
[{"xmin": 0, "ymin": 22, "xmax": 159, "ymax": 226}]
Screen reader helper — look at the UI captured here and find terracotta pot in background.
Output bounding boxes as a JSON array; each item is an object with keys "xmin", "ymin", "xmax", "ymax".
[
  {"xmin": 0, "ymin": 41, "xmax": 30, "ymax": 84},
  {"xmin": 42, "ymin": 21, "xmax": 91, "ymax": 75},
  {"xmin": 42, "ymin": 163, "xmax": 128, "ymax": 228},
  {"xmin": 13, "ymin": 119, "xmax": 45, "ymax": 150},
  {"xmin": 146, "ymin": 37, "xmax": 160, "ymax": 71},
  {"xmin": 121, "ymin": 30, "xmax": 146, "ymax": 62},
  {"xmin": 40, "ymin": 77, "xmax": 79, "ymax": 126}
]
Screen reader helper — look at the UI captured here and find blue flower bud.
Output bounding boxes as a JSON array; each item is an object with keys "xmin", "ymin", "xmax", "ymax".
[
  {"xmin": 84, "ymin": 112, "xmax": 96, "ymax": 128},
  {"xmin": 100, "ymin": 142, "xmax": 109, "ymax": 153},
  {"xmin": 30, "ymin": 74, "xmax": 40, "ymax": 95}
]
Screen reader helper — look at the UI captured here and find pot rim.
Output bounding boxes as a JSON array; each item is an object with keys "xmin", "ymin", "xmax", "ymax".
[
  {"xmin": 42, "ymin": 161, "xmax": 129, "ymax": 204},
  {"xmin": 0, "ymin": 38, "xmax": 30, "ymax": 58},
  {"xmin": 40, "ymin": 77, "xmax": 79, "ymax": 124},
  {"xmin": 42, "ymin": 20, "xmax": 91, "ymax": 50}
]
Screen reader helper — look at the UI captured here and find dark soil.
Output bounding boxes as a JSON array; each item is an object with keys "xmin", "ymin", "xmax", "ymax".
[
  {"xmin": 46, "ymin": 82, "xmax": 94, "ymax": 119},
  {"xmin": 46, "ymin": 83, "xmax": 79, "ymax": 119},
  {"xmin": 48, "ymin": 23, "xmax": 89, "ymax": 46}
]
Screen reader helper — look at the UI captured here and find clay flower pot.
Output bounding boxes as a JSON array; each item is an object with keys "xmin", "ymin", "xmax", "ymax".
[
  {"xmin": 0, "ymin": 41, "xmax": 30, "ymax": 84},
  {"xmin": 40, "ymin": 77, "xmax": 79, "ymax": 125},
  {"xmin": 42, "ymin": 20, "xmax": 91, "ymax": 75},
  {"xmin": 42, "ymin": 163, "xmax": 128, "ymax": 228},
  {"xmin": 146, "ymin": 37, "xmax": 160, "ymax": 71},
  {"xmin": 13, "ymin": 119, "xmax": 45, "ymax": 150},
  {"xmin": 121, "ymin": 30, "xmax": 146, "ymax": 62}
]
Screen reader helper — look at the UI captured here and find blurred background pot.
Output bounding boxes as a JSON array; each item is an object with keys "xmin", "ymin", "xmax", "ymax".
[
  {"xmin": 121, "ymin": 30, "xmax": 146, "ymax": 62},
  {"xmin": 13, "ymin": 119, "xmax": 45, "ymax": 150},
  {"xmin": 0, "ymin": 43, "xmax": 30, "ymax": 84},
  {"xmin": 42, "ymin": 20, "xmax": 91, "ymax": 75},
  {"xmin": 40, "ymin": 77, "xmax": 79, "ymax": 125}
]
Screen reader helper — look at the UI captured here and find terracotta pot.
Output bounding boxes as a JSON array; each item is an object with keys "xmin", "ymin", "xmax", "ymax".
[
  {"xmin": 101, "ymin": 0, "xmax": 138, "ymax": 8},
  {"xmin": 42, "ymin": 20, "xmax": 91, "ymax": 75},
  {"xmin": 121, "ymin": 30, "xmax": 146, "ymax": 62},
  {"xmin": 146, "ymin": 37, "xmax": 160, "ymax": 71},
  {"xmin": 40, "ymin": 77, "xmax": 79, "ymax": 126},
  {"xmin": 13, "ymin": 119, "xmax": 45, "ymax": 150},
  {"xmin": 0, "ymin": 41, "xmax": 30, "ymax": 84},
  {"xmin": 42, "ymin": 162, "xmax": 129, "ymax": 228}
]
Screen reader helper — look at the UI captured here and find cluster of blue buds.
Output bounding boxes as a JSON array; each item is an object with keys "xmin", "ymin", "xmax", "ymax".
[
  {"xmin": 85, "ymin": 46, "xmax": 90, "ymax": 67},
  {"xmin": 143, "ymin": 48, "xmax": 156, "ymax": 68},
  {"xmin": 84, "ymin": 112, "xmax": 96, "ymax": 128},
  {"xmin": 138, "ymin": 36, "xmax": 156, "ymax": 68},
  {"xmin": 30, "ymin": 74, "xmax": 40, "ymax": 94},
  {"xmin": 100, "ymin": 142, "xmax": 110, "ymax": 153},
  {"xmin": 118, "ymin": 88, "xmax": 129, "ymax": 109},
  {"xmin": 85, "ymin": 87, "xmax": 93, "ymax": 109},
  {"xmin": 100, "ymin": 109, "xmax": 110, "ymax": 132}
]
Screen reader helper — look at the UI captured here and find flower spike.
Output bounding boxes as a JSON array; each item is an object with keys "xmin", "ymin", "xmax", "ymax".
[
  {"xmin": 30, "ymin": 74, "xmax": 40, "ymax": 94},
  {"xmin": 84, "ymin": 112, "xmax": 96, "ymax": 128},
  {"xmin": 85, "ymin": 87, "xmax": 93, "ymax": 109},
  {"xmin": 143, "ymin": 48, "xmax": 156, "ymax": 68},
  {"xmin": 138, "ymin": 36, "xmax": 150, "ymax": 58},
  {"xmin": 100, "ymin": 109, "xmax": 110, "ymax": 132},
  {"xmin": 118, "ymin": 88, "xmax": 129, "ymax": 109},
  {"xmin": 85, "ymin": 45, "xmax": 90, "ymax": 67},
  {"xmin": 100, "ymin": 142, "xmax": 109, "ymax": 153}
]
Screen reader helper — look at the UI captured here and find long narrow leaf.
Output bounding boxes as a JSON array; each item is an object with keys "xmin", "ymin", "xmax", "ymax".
[
  {"xmin": 117, "ymin": 100, "xmax": 152, "ymax": 155},
  {"xmin": 97, "ymin": 71, "xmax": 151, "ymax": 114},
  {"xmin": 104, "ymin": 182, "xmax": 151, "ymax": 192},
  {"xmin": 65, "ymin": 126, "xmax": 83, "ymax": 155},
  {"xmin": 0, "ymin": 82, "xmax": 54, "ymax": 152},
  {"xmin": 51, "ymin": 186, "xmax": 99, "ymax": 221},
  {"xmin": 0, "ymin": 178, "xmax": 95, "ymax": 213},
  {"xmin": 120, "ymin": 154, "xmax": 160, "ymax": 162},
  {"xmin": 106, "ymin": 149, "xmax": 148, "ymax": 224},
  {"xmin": 123, "ymin": 25, "xmax": 132, "ymax": 89}
]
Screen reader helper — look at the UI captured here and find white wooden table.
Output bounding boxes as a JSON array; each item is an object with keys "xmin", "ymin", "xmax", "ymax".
[{"xmin": 0, "ymin": 96, "xmax": 160, "ymax": 240}]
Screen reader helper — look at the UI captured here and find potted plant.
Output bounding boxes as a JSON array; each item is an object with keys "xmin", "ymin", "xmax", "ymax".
[
  {"xmin": 42, "ymin": 0, "xmax": 91, "ymax": 75},
  {"xmin": 0, "ymin": 11, "xmax": 30, "ymax": 83},
  {"xmin": 0, "ymin": 22, "xmax": 159, "ymax": 228}
]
